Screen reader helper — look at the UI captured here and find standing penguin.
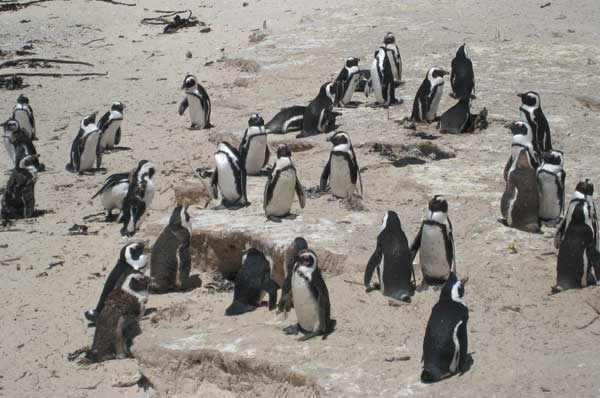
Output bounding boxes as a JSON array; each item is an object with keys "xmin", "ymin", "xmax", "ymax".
[
  {"xmin": 225, "ymin": 248, "xmax": 278, "ymax": 316},
  {"xmin": 2, "ymin": 119, "xmax": 44, "ymax": 171},
  {"xmin": 92, "ymin": 172, "xmax": 130, "ymax": 221},
  {"xmin": 411, "ymin": 195, "xmax": 456, "ymax": 287},
  {"xmin": 264, "ymin": 106, "xmax": 306, "ymax": 134},
  {"xmin": 178, "ymin": 74, "xmax": 212, "ymax": 130},
  {"xmin": 368, "ymin": 45, "xmax": 395, "ymax": 106},
  {"xmin": 150, "ymin": 205, "xmax": 193, "ymax": 293},
  {"xmin": 119, "ymin": 160, "xmax": 156, "ymax": 237},
  {"xmin": 97, "ymin": 101, "xmax": 125, "ymax": 151},
  {"xmin": 555, "ymin": 180, "xmax": 598, "ymax": 251},
  {"xmin": 277, "ymin": 237, "xmax": 309, "ymax": 314},
  {"xmin": 421, "ymin": 273, "xmax": 469, "ymax": 383},
  {"xmin": 537, "ymin": 150, "xmax": 566, "ymax": 225},
  {"xmin": 263, "ymin": 144, "xmax": 306, "ymax": 221},
  {"xmin": 12, "ymin": 94, "xmax": 36, "ymax": 140},
  {"xmin": 501, "ymin": 122, "xmax": 540, "ymax": 232},
  {"xmin": 320, "ymin": 131, "xmax": 363, "ymax": 199},
  {"xmin": 450, "ymin": 44, "xmax": 475, "ymax": 99},
  {"xmin": 439, "ymin": 96, "xmax": 471, "ymax": 134},
  {"xmin": 66, "ymin": 112, "xmax": 102, "ymax": 174},
  {"xmin": 239, "ymin": 114, "xmax": 269, "ymax": 176},
  {"xmin": 503, "ymin": 121, "xmax": 539, "ymax": 181},
  {"xmin": 209, "ymin": 142, "xmax": 248, "ymax": 209},
  {"xmin": 364, "ymin": 211, "xmax": 415, "ymax": 302},
  {"xmin": 518, "ymin": 91, "xmax": 552, "ymax": 153},
  {"xmin": 411, "ymin": 67, "xmax": 448, "ymax": 123},
  {"xmin": 285, "ymin": 249, "xmax": 334, "ymax": 341},
  {"xmin": 1, "ymin": 154, "xmax": 38, "ymax": 221},
  {"xmin": 84, "ymin": 241, "xmax": 147, "ymax": 323},
  {"xmin": 334, "ymin": 57, "xmax": 361, "ymax": 107},
  {"xmin": 84, "ymin": 273, "xmax": 149, "ymax": 362},
  {"xmin": 300, "ymin": 82, "xmax": 340, "ymax": 137},
  {"xmin": 383, "ymin": 32, "xmax": 402, "ymax": 85}
]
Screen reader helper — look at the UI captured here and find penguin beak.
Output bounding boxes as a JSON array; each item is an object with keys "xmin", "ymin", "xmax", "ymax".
[
  {"xmin": 517, "ymin": 93, "xmax": 524, "ymax": 98},
  {"xmin": 442, "ymin": 70, "xmax": 449, "ymax": 76},
  {"xmin": 460, "ymin": 277, "xmax": 469, "ymax": 286}
]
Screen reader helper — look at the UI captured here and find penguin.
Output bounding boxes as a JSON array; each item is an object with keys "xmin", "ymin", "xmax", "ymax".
[
  {"xmin": 383, "ymin": 32, "xmax": 402, "ymax": 84},
  {"xmin": 12, "ymin": 94, "xmax": 36, "ymax": 140},
  {"xmin": 1, "ymin": 154, "xmax": 38, "ymax": 221},
  {"xmin": 368, "ymin": 45, "xmax": 395, "ymax": 106},
  {"xmin": 225, "ymin": 248, "xmax": 278, "ymax": 316},
  {"xmin": 2, "ymin": 118, "xmax": 44, "ymax": 172},
  {"xmin": 277, "ymin": 237, "xmax": 309, "ymax": 314},
  {"xmin": 300, "ymin": 82, "xmax": 340, "ymax": 137},
  {"xmin": 555, "ymin": 180, "xmax": 598, "ymax": 251},
  {"xmin": 97, "ymin": 101, "xmax": 125, "ymax": 151},
  {"xmin": 334, "ymin": 57, "xmax": 361, "ymax": 107},
  {"xmin": 263, "ymin": 144, "xmax": 306, "ymax": 220},
  {"xmin": 450, "ymin": 44, "xmax": 475, "ymax": 99},
  {"xmin": 411, "ymin": 196, "xmax": 456, "ymax": 286},
  {"xmin": 503, "ymin": 121, "xmax": 539, "ymax": 182},
  {"xmin": 84, "ymin": 241, "xmax": 147, "ymax": 323},
  {"xmin": 518, "ymin": 91, "xmax": 552, "ymax": 153},
  {"xmin": 264, "ymin": 106, "xmax": 306, "ymax": 134},
  {"xmin": 119, "ymin": 160, "xmax": 156, "ymax": 237},
  {"xmin": 537, "ymin": 150, "xmax": 566, "ymax": 225},
  {"xmin": 239, "ymin": 114, "xmax": 269, "ymax": 176},
  {"xmin": 501, "ymin": 124, "xmax": 541, "ymax": 232},
  {"xmin": 92, "ymin": 172, "xmax": 130, "ymax": 221},
  {"xmin": 150, "ymin": 205, "xmax": 193, "ymax": 293},
  {"xmin": 439, "ymin": 96, "xmax": 471, "ymax": 134},
  {"xmin": 553, "ymin": 186, "xmax": 600, "ymax": 293},
  {"xmin": 209, "ymin": 141, "xmax": 248, "ymax": 209},
  {"xmin": 285, "ymin": 249, "xmax": 333, "ymax": 341},
  {"xmin": 364, "ymin": 211, "xmax": 415, "ymax": 302},
  {"xmin": 178, "ymin": 74, "xmax": 212, "ymax": 130},
  {"xmin": 320, "ymin": 131, "xmax": 363, "ymax": 199},
  {"xmin": 66, "ymin": 112, "xmax": 102, "ymax": 174},
  {"xmin": 84, "ymin": 272, "xmax": 149, "ymax": 362},
  {"xmin": 421, "ymin": 272, "xmax": 469, "ymax": 383},
  {"xmin": 411, "ymin": 67, "xmax": 449, "ymax": 123}
]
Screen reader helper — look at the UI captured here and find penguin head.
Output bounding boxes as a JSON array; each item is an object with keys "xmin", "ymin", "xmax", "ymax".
[
  {"xmin": 576, "ymin": 179, "xmax": 594, "ymax": 196},
  {"xmin": 136, "ymin": 160, "xmax": 155, "ymax": 184},
  {"xmin": 111, "ymin": 101, "xmax": 125, "ymax": 112},
  {"xmin": 17, "ymin": 154, "xmax": 39, "ymax": 170},
  {"xmin": 170, "ymin": 204, "xmax": 192, "ymax": 231},
  {"xmin": 216, "ymin": 141, "xmax": 240, "ymax": 158},
  {"xmin": 541, "ymin": 150, "xmax": 564, "ymax": 167},
  {"xmin": 318, "ymin": 82, "xmax": 336, "ymax": 102},
  {"xmin": 248, "ymin": 113, "xmax": 265, "ymax": 127},
  {"xmin": 2, "ymin": 118, "xmax": 20, "ymax": 134},
  {"xmin": 182, "ymin": 74, "xmax": 197, "ymax": 90},
  {"xmin": 345, "ymin": 57, "xmax": 359, "ymax": 68},
  {"xmin": 509, "ymin": 121, "xmax": 533, "ymax": 140},
  {"xmin": 517, "ymin": 91, "xmax": 540, "ymax": 108},
  {"xmin": 16, "ymin": 94, "xmax": 29, "ymax": 104},
  {"xmin": 428, "ymin": 195, "xmax": 449, "ymax": 213},
  {"xmin": 327, "ymin": 131, "xmax": 351, "ymax": 146},
  {"xmin": 440, "ymin": 272, "xmax": 467, "ymax": 304},
  {"xmin": 121, "ymin": 241, "xmax": 148, "ymax": 271},
  {"xmin": 292, "ymin": 237, "xmax": 309, "ymax": 252},
  {"xmin": 456, "ymin": 43, "xmax": 468, "ymax": 58},
  {"xmin": 294, "ymin": 249, "xmax": 318, "ymax": 272},
  {"xmin": 81, "ymin": 112, "xmax": 98, "ymax": 128},
  {"xmin": 428, "ymin": 67, "xmax": 449, "ymax": 81},
  {"xmin": 379, "ymin": 211, "xmax": 402, "ymax": 234},
  {"xmin": 383, "ymin": 32, "xmax": 396, "ymax": 45},
  {"xmin": 276, "ymin": 144, "xmax": 292, "ymax": 159},
  {"xmin": 121, "ymin": 272, "xmax": 150, "ymax": 297}
]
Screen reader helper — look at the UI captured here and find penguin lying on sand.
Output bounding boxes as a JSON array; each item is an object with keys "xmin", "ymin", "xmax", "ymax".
[{"xmin": 264, "ymin": 106, "xmax": 305, "ymax": 134}]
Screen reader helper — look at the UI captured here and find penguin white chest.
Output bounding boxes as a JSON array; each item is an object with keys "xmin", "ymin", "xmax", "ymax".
[
  {"xmin": 330, "ymin": 154, "xmax": 354, "ymax": 198},
  {"xmin": 420, "ymin": 225, "xmax": 450, "ymax": 280},
  {"xmin": 370, "ymin": 59, "xmax": 384, "ymax": 103},
  {"xmin": 186, "ymin": 93, "xmax": 206, "ymax": 126},
  {"xmin": 292, "ymin": 271, "xmax": 320, "ymax": 332},
  {"xmin": 144, "ymin": 180, "xmax": 155, "ymax": 208},
  {"xmin": 342, "ymin": 74, "xmax": 359, "ymax": 105},
  {"xmin": 538, "ymin": 173, "xmax": 560, "ymax": 220},
  {"xmin": 244, "ymin": 135, "xmax": 267, "ymax": 175},
  {"xmin": 99, "ymin": 119, "xmax": 122, "ymax": 149},
  {"xmin": 80, "ymin": 132, "xmax": 100, "ymax": 171},
  {"xmin": 3, "ymin": 135, "xmax": 15, "ymax": 164},
  {"xmin": 215, "ymin": 153, "xmax": 240, "ymax": 202},
  {"xmin": 14, "ymin": 109, "xmax": 33, "ymax": 138},
  {"xmin": 102, "ymin": 181, "xmax": 129, "ymax": 211},
  {"xmin": 426, "ymin": 85, "xmax": 444, "ymax": 122},
  {"xmin": 265, "ymin": 169, "xmax": 296, "ymax": 217}
]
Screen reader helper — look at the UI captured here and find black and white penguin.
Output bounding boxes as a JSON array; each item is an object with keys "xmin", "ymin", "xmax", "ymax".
[
  {"xmin": 66, "ymin": 112, "xmax": 102, "ymax": 174},
  {"xmin": 285, "ymin": 249, "xmax": 333, "ymax": 341},
  {"xmin": 1, "ymin": 154, "xmax": 38, "ymax": 221},
  {"xmin": 537, "ymin": 150, "xmax": 566, "ymax": 225},
  {"xmin": 209, "ymin": 141, "xmax": 248, "ymax": 209},
  {"xmin": 320, "ymin": 131, "xmax": 363, "ymax": 199},
  {"xmin": 411, "ymin": 196, "xmax": 456, "ymax": 286},
  {"xmin": 92, "ymin": 172, "xmax": 130, "ymax": 221},
  {"xmin": 501, "ymin": 122, "xmax": 540, "ymax": 232},
  {"xmin": 421, "ymin": 272, "xmax": 469, "ymax": 383},
  {"xmin": 264, "ymin": 106, "xmax": 306, "ymax": 134},
  {"xmin": 225, "ymin": 248, "xmax": 278, "ymax": 316},
  {"xmin": 119, "ymin": 160, "xmax": 156, "ymax": 237},
  {"xmin": 84, "ymin": 272, "xmax": 149, "ymax": 362},
  {"xmin": 300, "ymin": 82, "xmax": 340, "ymax": 137},
  {"xmin": 503, "ymin": 121, "xmax": 539, "ymax": 181},
  {"xmin": 2, "ymin": 118, "xmax": 44, "ymax": 171},
  {"xmin": 178, "ymin": 74, "xmax": 212, "ymax": 130},
  {"xmin": 84, "ymin": 241, "xmax": 147, "ymax": 323},
  {"xmin": 356, "ymin": 68, "xmax": 371, "ymax": 93},
  {"xmin": 150, "ymin": 205, "xmax": 193, "ymax": 293},
  {"xmin": 12, "ymin": 94, "xmax": 36, "ymax": 141},
  {"xmin": 239, "ymin": 114, "xmax": 269, "ymax": 176},
  {"xmin": 334, "ymin": 57, "xmax": 361, "ymax": 107},
  {"xmin": 439, "ymin": 96, "xmax": 471, "ymax": 134},
  {"xmin": 383, "ymin": 32, "xmax": 402, "ymax": 84},
  {"xmin": 411, "ymin": 67, "xmax": 448, "ymax": 123},
  {"xmin": 97, "ymin": 101, "xmax": 125, "ymax": 151},
  {"xmin": 555, "ymin": 180, "xmax": 598, "ymax": 251},
  {"xmin": 277, "ymin": 237, "xmax": 309, "ymax": 314},
  {"xmin": 364, "ymin": 211, "xmax": 415, "ymax": 302},
  {"xmin": 368, "ymin": 45, "xmax": 395, "ymax": 106},
  {"xmin": 450, "ymin": 44, "xmax": 475, "ymax": 99},
  {"xmin": 518, "ymin": 91, "xmax": 552, "ymax": 153},
  {"xmin": 263, "ymin": 144, "xmax": 306, "ymax": 220}
]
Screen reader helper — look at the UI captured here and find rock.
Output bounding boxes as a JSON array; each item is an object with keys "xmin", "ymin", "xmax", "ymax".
[
  {"xmin": 248, "ymin": 31, "xmax": 268, "ymax": 43},
  {"xmin": 223, "ymin": 58, "xmax": 260, "ymax": 73},
  {"xmin": 269, "ymin": 137, "xmax": 314, "ymax": 153},
  {"xmin": 173, "ymin": 179, "xmax": 211, "ymax": 207},
  {"xmin": 233, "ymin": 76, "xmax": 253, "ymax": 87}
]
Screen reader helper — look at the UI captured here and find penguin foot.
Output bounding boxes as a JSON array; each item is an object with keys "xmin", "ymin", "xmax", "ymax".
[
  {"xmin": 298, "ymin": 331, "xmax": 320, "ymax": 341},
  {"xmin": 84, "ymin": 309, "xmax": 98, "ymax": 322},
  {"xmin": 189, "ymin": 124, "xmax": 202, "ymax": 130},
  {"xmin": 551, "ymin": 285, "xmax": 564, "ymax": 294},
  {"xmin": 283, "ymin": 324, "xmax": 300, "ymax": 335},
  {"xmin": 266, "ymin": 215, "xmax": 282, "ymax": 223},
  {"xmin": 449, "ymin": 92, "xmax": 457, "ymax": 99},
  {"xmin": 416, "ymin": 283, "xmax": 429, "ymax": 292},
  {"xmin": 470, "ymin": 94, "xmax": 477, "ymax": 100},
  {"xmin": 212, "ymin": 203, "xmax": 228, "ymax": 210},
  {"xmin": 365, "ymin": 283, "xmax": 380, "ymax": 293}
]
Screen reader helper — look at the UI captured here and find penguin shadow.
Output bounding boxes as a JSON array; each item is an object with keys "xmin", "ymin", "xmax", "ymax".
[
  {"xmin": 266, "ymin": 214, "xmax": 298, "ymax": 223},
  {"xmin": 78, "ymin": 167, "xmax": 108, "ymax": 176},
  {"xmin": 282, "ymin": 319, "xmax": 338, "ymax": 341},
  {"xmin": 497, "ymin": 218, "xmax": 543, "ymax": 234},
  {"xmin": 104, "ymin": 146, "xmax": 131, "ymax": 153},
  {"xmin": 2, "ymin": 209, "xmax": 54, "ymax": 226},
  {"xmin": 337, "ymin": 101, "xmax": 362, "ymax": 108},
  {"xmin": 180, "ymin": 274, "xmax": 203, "ymax": 292}
]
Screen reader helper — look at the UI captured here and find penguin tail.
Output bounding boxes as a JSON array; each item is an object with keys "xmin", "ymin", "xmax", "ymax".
[
  {"xmin": 420, "ymin": 366, "xmax": 445, "ymax": 383},
  {"xmin": 225, "ymin": 301, "xmax": 256, "ymax": 316}
]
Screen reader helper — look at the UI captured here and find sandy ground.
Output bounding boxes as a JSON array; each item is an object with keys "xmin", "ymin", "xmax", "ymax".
[{"xmin": 1, "ymin": 0, "xmax": 600, "ymax": 397}]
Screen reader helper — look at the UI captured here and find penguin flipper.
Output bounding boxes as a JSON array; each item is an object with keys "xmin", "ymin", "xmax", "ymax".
[
  {"xmin": 264, "ymin": 144, "xmax": 270, "ymax": 168},
  {"xmin": 364, "ymin": 242, "xmax": 382, "ymax": 288},
  {"xmin": 209, "ymin": 168, "xmax": 219, "ymax": 199},
  {"xmin": 319, "ymin": 156, "xmax": 331, "ymax": 191},
  {"xmin": 457, "ymin": 319, "xmax": 469, "ymax": 374},
  {"xmin": 503, "ymin": 155, "xmax": 512, "ymax": 182},
  {"xmin": 266, "ymin": 280, "xmax": 278, "ymax": 311},
  {"xmin": 114, "ymin": 127, "xmax": 121, "ymax": 146},
  {"xmin": 295, "ymin": 178, "xmax": 306, "ymax": 209},
  {"xmin": 178, "ymin": 98, "xmax": 188, "ymax": 116},
  {"xmin": 410, "ymin": 223, "xmax": 424, "ymax": 262},
  {"xmin": 96, "ymin": 111, "xmax": 110, "ymax": 131},
  {"xmin": 96, "ymin": 141, "xmax": 102, "ymax": 169},
  {"xmin": 225, "ymin": 301, "xmax": 256, "ymax": 316}
]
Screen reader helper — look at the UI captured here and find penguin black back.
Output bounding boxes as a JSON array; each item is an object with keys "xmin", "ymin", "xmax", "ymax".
[{"xmin": 450, "ymin": 44, "xmax": 475, "ymax": 99}]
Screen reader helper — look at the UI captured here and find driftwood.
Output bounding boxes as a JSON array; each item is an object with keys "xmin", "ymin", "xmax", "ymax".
[
  {"xmin": 95, "ymin": 0, "xmax": 135, "ymax": 6},
  {"xmin": 141, "ymin": 9, "xmax": 205, "ymax": 34},
  {"xmin": 0, "ymin": 0, "xmax": 52, "ymax": 12},
  {"xmin": 0, "ymin": 72, "xmax": 107, "ymax": 78},
  {"xmin": 0, "ymin": 75, "xmax": 25, "ymax": 90},
  {"xmin": 0, "ymin": 58, "xmax": 94, "ymax": 69}
]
